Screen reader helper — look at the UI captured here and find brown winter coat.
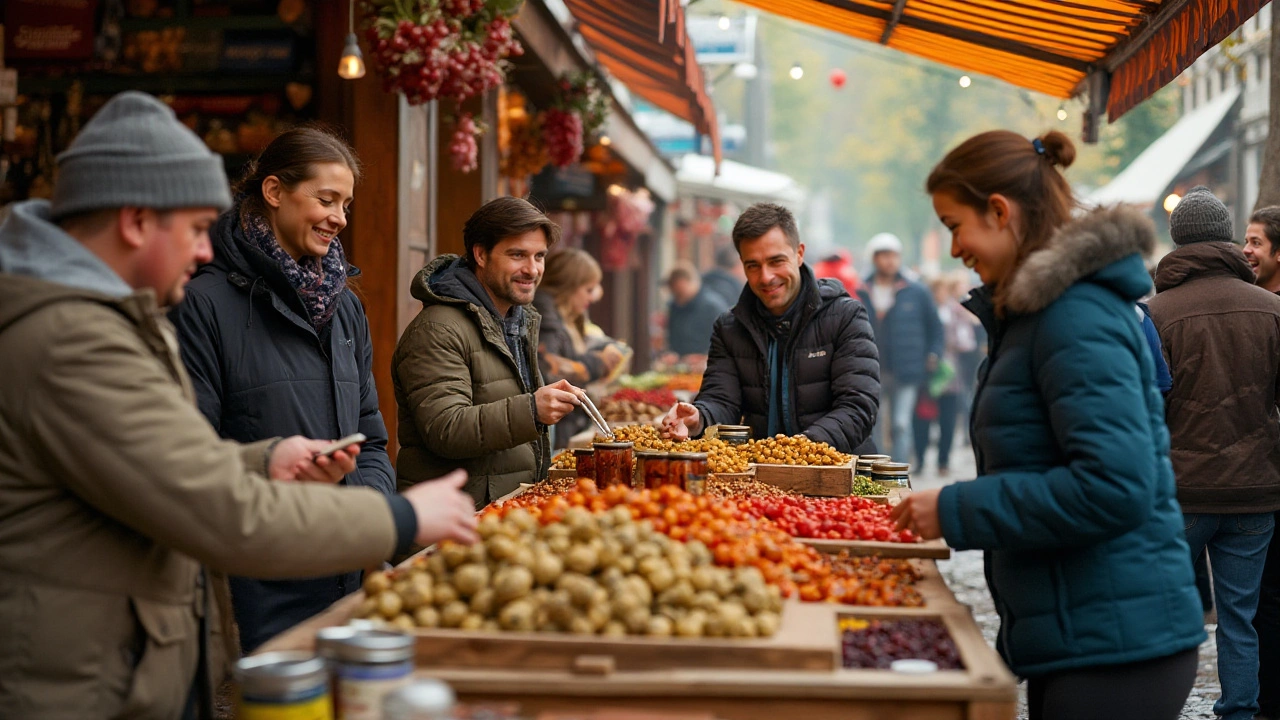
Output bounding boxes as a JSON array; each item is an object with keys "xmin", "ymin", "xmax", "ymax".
[
  {"xmin": 1148, "ymin": 241, "xmax": 1280, "ymax": 514},
  {"xmin": 0, "ymin": 275, "xmax": 400, "ymax": 719},
  {"xmin": 393, "ymin": 255, "xmax": 551, "ymax": 507}
]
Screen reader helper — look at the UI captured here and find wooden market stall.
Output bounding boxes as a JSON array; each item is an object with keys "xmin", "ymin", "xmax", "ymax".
[{"xmin": 261, "ymin": 556, "xmax": 1015, "ymax": 720}]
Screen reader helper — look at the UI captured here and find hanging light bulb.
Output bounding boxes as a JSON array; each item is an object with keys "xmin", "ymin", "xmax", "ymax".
[
  {"xmin": 789, "ymin": 62, "xmax": 804, "ymax": 80},
  {"xmin": 717, "ymin": 14, "xmax": 731, "ymax": 30},
  {"xmin": 338, "ymin": 0, "xmax": 365, "ymax": 79},
  {"xmin": 1056, "ymin": 105, "xmax": 1068, "ymax": 121},
  {"xmin": 958, "ymin": 75, "xmax": 972, "ymax": 88}
]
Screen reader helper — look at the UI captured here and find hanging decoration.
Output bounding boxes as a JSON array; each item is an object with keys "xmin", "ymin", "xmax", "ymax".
[
  {"xmin": 448, "ymin": 111, "xmax": 483, "ymax": 173},
  {"xmin": 541, "ymin": 71, "xmax": 608, "ymax": 168},
  {"xmin": 599, "ymin": 186, "xmax": 655, "ymax": 271},
  {"xmin": 502, "ymin": 101, "xmax": 549, "ymax": 180},
  {"xmin": 363, "ymin": 0, "xmax": 523, "ymax": 106}
]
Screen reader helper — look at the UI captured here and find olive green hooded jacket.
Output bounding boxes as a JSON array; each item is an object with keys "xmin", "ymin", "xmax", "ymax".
[{"xmin": 393, "ymin": 255, "xmax": 550, "ymax": 507}]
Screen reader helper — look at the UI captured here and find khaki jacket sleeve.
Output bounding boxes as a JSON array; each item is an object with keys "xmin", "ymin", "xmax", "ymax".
[
  {"xmin": 27, "ymin": 308, "xmax": 398, "ymax": 578},
  {"xmin": 396, "ymin": 320, "xmax": 539, "ymax": 459}
]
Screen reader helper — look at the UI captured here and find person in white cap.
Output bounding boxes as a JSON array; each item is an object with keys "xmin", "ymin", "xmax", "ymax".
[{"xmin": 859, "ymin": 232, "xmax": 942, "ymax": 463}]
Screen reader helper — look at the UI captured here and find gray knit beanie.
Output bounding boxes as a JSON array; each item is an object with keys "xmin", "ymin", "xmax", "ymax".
[
  {"xmin": 1169, "ymin": 185, "xmax": 1233, "ymax": 246},
  {"xmin": 50, "ymin": 91, "xmax": 232, "ymax": 220}
]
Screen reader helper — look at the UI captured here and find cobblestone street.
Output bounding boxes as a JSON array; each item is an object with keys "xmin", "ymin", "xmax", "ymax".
[{"xmin": 909, "ymin": 432, "xmax": 1220, "ymax": 719}]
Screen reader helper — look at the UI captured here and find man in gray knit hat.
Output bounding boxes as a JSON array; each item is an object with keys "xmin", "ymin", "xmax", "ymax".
[
  {"xmin": 1148, "ymin": 185, "xmax": 1280, "ymax": 720},
  {"xmin": 0, "ymin": 91, "xmax": 478, "ymax": 719}
]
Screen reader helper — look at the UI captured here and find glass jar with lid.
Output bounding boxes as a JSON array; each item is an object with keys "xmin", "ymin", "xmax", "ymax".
[{"xmin": 592, "ymin": 441, "xmax": 634, "ymax": 487}]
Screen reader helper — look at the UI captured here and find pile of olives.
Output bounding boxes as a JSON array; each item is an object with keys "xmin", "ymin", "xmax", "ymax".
[{"xmin": 356, "ymin": 507, "xmax": 783, "ymax": 638}]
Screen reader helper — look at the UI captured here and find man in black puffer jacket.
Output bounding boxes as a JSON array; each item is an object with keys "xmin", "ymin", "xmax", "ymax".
[{"xmin": 661, "ymin": 203, "xmax": 880, "ymax": 454}]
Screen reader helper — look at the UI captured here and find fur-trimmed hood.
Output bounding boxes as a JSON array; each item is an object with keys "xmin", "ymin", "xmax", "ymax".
[{"xmin": 1003, "ymin": 205, "xmax": 1157, "ymax": 315}]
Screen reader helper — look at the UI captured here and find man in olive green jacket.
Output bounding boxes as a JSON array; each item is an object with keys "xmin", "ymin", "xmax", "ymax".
[
  {"xmin": 395, "ymin": 197, "xmax": 584, "ymax": 507},
  {"xmin": 0, "ymin": 92, "xmax": 478, "ymax": 720}
]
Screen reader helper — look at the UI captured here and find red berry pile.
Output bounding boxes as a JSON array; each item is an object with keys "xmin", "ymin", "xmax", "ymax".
[
  {"xmin": 606, "ymin": 388, "xmax": 677, "ymax": 408},
  {"xmin": 364, "ymin": 2, "xmax": 522, "ymax": 107},
  {"xmin": 543, "ymin": 107, "xmax": 584, "ymax": 167},
  {"xmin": 840, "ymin": 618, "xmax": 963, "ymax": 669},
  {"xmin": 733, "ymin": 496, "xmax": 918, "ymax": 543}
]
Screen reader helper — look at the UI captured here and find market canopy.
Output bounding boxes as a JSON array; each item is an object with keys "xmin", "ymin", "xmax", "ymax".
[
  {"xmin": 561, "ymin": 0, "xmax": 722, "ymax": 162},
  {"xmin": 725, "ymin": 0, "xmax": 1266, "ymax": 124},
  {"xmin": 676, "ymin": 154, "xmax": 806, "ymax": 208}
]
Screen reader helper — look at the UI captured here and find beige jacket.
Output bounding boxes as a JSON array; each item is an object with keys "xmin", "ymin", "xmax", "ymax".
[{"xmin": 0, "ymin": 204, "xmax": 402, "ymax": 719}]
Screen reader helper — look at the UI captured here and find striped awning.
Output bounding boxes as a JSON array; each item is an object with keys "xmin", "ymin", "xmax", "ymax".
[
  {"xmin": 561, "ymin": 0, "xmax": 721, "ymax": 163},
  {"xmin": 725, "ymin": 0, "xmax": 1266, "ymax": 121}
]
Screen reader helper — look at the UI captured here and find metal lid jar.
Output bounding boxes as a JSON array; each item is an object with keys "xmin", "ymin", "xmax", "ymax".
[
  {"xmin": 571, "ymin": 447, "xmax": 595, "ymax": 481},
  {"xmin": 634, "ymin": 450, "xmax": 669, "ymax": 490},
  {"xmin": 592, "ymin": 441, "xmax": 634, "ymax": 488},
  {"xmin": 871, "ymin": 461, "xmax": 911, "ymax": 489},
  {"xmin": 235, "ymin": 652, "xmax": 331, "ymax": 718},
  {"xmin": 332, "ymin": 630, "xmax": 416, "ymax": 720},
  {"xmin": 668, "ymin": 451, "xmax": 709, "ymax": 495},
  {"xmin": 715, "ymin": 425, "xmax": 752, "ymax": 446}
]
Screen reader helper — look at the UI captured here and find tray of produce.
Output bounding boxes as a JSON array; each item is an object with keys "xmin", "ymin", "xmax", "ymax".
[
  {"xmin": 727, "ymin": 494, "xmax": 950, "ymax": 560},
  {"xmin": 494, "ymin": 480, "xmax": 927, "ymax": 607},
  {"xmin": 838, "ymin": 614, "xmax": 963, "ymax": 671},
  {"xmin": 348, "ymin": 502, "xmax": 840, "ymax": 673},
  {"xmin": 599, "ymin": 389, "xmax": 677, "ymax": 424},
  {"xmin": 740, "ymin": 436, "xmax": 855, "ymax": 497}
]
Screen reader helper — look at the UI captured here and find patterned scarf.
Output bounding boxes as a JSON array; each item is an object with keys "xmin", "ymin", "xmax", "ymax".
[{"xmin": 239, "ymin": 208, "xmax": 348, "ymax": 329}]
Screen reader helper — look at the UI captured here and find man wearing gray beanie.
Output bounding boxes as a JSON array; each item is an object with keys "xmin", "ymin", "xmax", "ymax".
[
  {"xmin": 0, "ymin": 91, "xmax": 478, "ymax": 719},
  {"xmin": 1148, "ymin": 184, "xmax": 1280, "ymax": 720}
]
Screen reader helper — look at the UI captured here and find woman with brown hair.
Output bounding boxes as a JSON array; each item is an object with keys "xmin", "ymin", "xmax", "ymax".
[
  {"xmin": 891, "ymin": 130, "xmax": 1204, "ymax": 719},
  {"xmin": 170, "ymin": 127, "xmax": 401, "ymax": 652},
  {"xmin": 533, "ymin": 247, "xmax": 625, "ymax": 445}
]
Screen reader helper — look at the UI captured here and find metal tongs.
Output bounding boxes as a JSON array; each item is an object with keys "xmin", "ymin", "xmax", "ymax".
[{"xmin": 577, "ymin": 389, "xmax": 614, "ymax": 441}]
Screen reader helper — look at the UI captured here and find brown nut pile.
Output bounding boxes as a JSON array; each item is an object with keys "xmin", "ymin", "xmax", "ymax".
[
  {"xmin": 522, "ymin": 476, "xmax": 580, "ymax": 499},
  {"xmin": 742, "ymin": 435, "xmax": 852, "ymax": 466},
  {"xmin": 600, "ymin": 426, "xmax": 751, "ymax": 474},
  {"xmin": 706, "ymin": 476, "xmax": 796, "ymax": 499},
  {"xmin": 551, "ymin": 449, "xmax": 576, "ymax": 470},
  {"xmin": 601, "ymin": 400, "xmax": 666, "ymax": 423},
  {"xmin": 355, "ymin": 507, "xmax": 784, "ymax": 638}
]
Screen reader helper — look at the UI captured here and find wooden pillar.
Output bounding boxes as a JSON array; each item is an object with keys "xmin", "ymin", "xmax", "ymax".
[
  {"xmin": 435, "ymin": 94, "xmax": 488, "ymax": 258},
  {"xmin": 317, "ymin": 0, "xmax": 405, "ymax": 457}
]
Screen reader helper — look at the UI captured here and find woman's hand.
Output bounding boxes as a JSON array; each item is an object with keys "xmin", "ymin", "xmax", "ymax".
[
  {"xmin": 268, "ymin": 436, "xmax": 360, "ymax": 483},
  {"xmin": 889, "ymin": 488, "xmax": 944, "ymax": 540},
  {"xmin": 660, "ymin": 402, "xmax": 701, "ymax": 440},
  {"xmin": 401, "ymin": 470, "xmax": 480, "ymax": 546}
]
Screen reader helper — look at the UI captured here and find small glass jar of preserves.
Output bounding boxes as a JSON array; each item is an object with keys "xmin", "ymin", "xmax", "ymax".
[
  {"xmin": 572, "ymin": 448, "xmax": 595, "ymax": 481},
  {"xmin": 871, "ymin": 461, "xmax": 912, "ymax": 490},
  {"xmin": 717, "ymin": 425, "xmax": 751, "ymax": 446},
  {"xmin": 668, "ymin": 451, "xmax": 709, "ymax": 495},
  {"xmin": 592, "ymin": 441, "xmax": 634, "ymax": 487},
  {"xmin": 634, "ymin": 450, "xmax": 669, "ymax": 489},
  {"xmin": 235, "ymin": 652, "xmax": 332, "ymax": 720}
]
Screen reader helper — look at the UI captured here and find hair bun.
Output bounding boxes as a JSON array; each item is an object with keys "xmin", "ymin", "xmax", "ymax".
[{"xmin": 1036, "ymin": 130, "xmax": 1075, "ymax": 169}]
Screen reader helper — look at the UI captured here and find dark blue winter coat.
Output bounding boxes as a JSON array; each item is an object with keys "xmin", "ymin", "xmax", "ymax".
[
  {"xmin": 858, "ymin": 274, "xmax": 943, "ymax": 385},
  {"xmin": 170, "ymin": 209, "xmax": 396, "ymax": 652},
  {"xmin": 936, "ymin": 207, "xmax": 1205, "ymax": 677}
]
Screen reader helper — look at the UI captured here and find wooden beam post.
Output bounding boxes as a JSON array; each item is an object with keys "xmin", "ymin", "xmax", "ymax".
[
  {"xmin": 878, "ymin": 0, "xmax": 909, "ymax": 45},
  {"xmin": 1081, "ymin": 70, "xmax": 1109, "ymax": 144}
]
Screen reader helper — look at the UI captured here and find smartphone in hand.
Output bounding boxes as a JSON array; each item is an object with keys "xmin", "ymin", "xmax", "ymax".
[{"xmin": 314, "ymin": 433, "xmax": 367, "ymax": 458}]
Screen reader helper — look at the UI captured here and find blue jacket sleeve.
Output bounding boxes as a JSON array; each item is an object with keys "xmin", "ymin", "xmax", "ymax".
[
  {"xmin": 923, "ymin": 286, "xmax": 945, "ymax": 360},
  {"xmin": 692, "ymin": 315, "xmax": 742, "ymax": 432},
  {"xmin": 168, "ymin": 290, "xmax": 224, "ymax": 432},
  {"xmin": 349, "ymin": 303, "xmax": 396, "ymax": 497},
  {"xmin": 1137, "ymin": 303, "xmax": 1172, "ymax": 395},
  {"xmin": 937, "ymin": 298, "xmax": 1159, "ymax": 551}
]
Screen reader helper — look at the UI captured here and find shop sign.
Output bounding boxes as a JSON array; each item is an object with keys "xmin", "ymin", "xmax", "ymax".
[
  {"xmin": 5, "ymin": 0, "xmax": 99, "ymax": 60},
  {"xmin": 687, "ymin": 14, "xmax": 756, "ymax": 66}
]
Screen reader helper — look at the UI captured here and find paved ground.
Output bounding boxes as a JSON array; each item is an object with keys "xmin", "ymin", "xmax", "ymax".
[{"xmin": 909, "ymin": 431, "xmax": 1220, "ymax": 720}]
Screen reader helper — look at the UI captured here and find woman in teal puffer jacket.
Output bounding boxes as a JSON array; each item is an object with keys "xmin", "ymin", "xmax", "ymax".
[{"xmin": 893, "ymin": 129, "xmax": 1205, "ymax": 720}]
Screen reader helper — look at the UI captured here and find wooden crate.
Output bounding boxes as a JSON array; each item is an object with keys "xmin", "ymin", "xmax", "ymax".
[
  {"xmin": 257, "ymin": 560, "xmax": 1014, "ymax": 720},
  {"xmin": 802, "ymin": 537, "xmax": 952, "ymax": 560},
  {"xmin": 751, "ymin": 461, "xmax": 854, "ymax": 497}
]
